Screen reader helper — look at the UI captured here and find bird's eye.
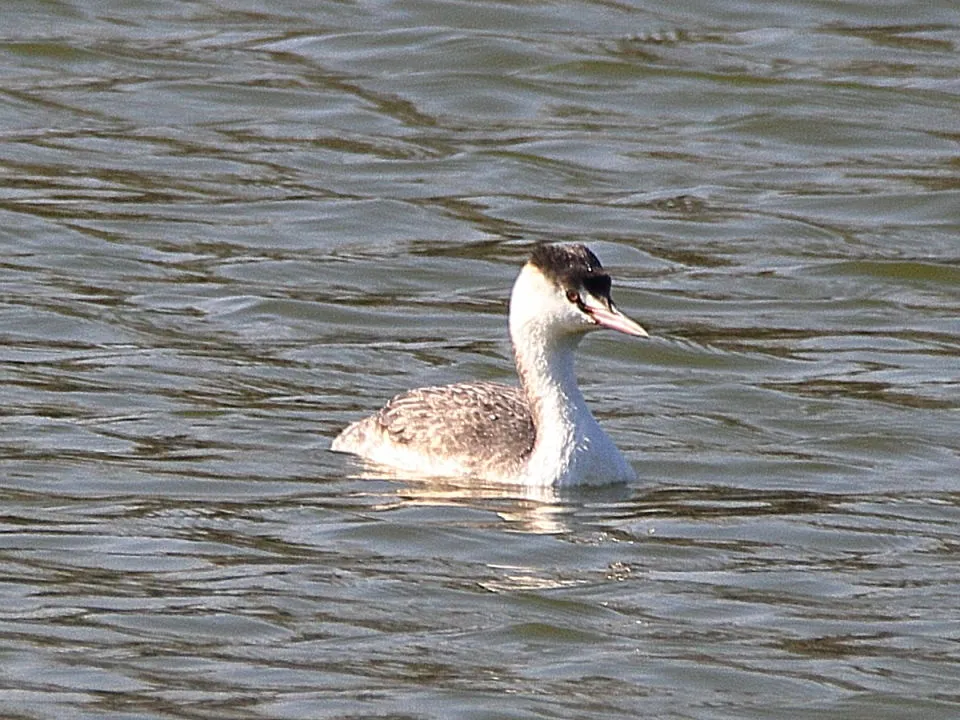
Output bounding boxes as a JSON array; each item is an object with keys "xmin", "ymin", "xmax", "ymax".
[{"xmin": 566, "ymin": 289, "xmax": 580, "ymax": 304}]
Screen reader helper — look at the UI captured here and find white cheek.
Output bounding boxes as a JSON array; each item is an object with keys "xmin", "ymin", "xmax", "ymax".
[
  {"xmin": 562, "ymin": 300, "xmax": 592, "ymax": 328},
  {"xmin": 510, "ymin": 266, "xmax": 596, "ymax": 337}
]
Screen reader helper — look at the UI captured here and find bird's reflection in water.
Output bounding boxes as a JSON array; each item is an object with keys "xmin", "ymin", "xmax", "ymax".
[{"xmin": 349, "ymin": 461, "xmax": 635, "ymax": 535}]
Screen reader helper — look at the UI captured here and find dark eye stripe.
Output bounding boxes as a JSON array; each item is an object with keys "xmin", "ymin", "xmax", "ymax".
[{"xmin": 583, "ymin": 274, "xmax": 611, "ymax": 298}]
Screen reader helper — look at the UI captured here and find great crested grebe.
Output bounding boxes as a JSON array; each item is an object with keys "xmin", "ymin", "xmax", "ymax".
[{"xmin": 331, "ymin": 243, "xmax": 647, "ymax": 486}]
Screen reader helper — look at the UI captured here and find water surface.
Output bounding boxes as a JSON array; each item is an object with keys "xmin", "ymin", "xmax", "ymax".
[{"xmin": 1, "ymin": 1, "xmax": 958, "ymax": 718}]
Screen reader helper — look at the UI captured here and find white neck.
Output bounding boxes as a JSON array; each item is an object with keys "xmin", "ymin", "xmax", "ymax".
[
  {"xmin": 508, "ymin": 265, "xmax": 635, "ymax": 486},
  {"xmin": 514, "ymin": 327, "xmax": 594, "ymax": 481}
]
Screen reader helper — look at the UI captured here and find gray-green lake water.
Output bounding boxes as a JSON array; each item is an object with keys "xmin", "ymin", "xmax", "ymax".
[{"xmin": 1, "ymin": 1, "xmax": 958, "ymax": 718}]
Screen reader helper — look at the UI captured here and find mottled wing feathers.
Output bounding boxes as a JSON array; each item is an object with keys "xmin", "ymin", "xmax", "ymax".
[{"xmin": 376, "ymin": 381, "xmax": 534, "ymax": 464}]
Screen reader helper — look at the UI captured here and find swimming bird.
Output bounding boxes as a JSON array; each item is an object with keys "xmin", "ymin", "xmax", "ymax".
[{"xmin": 331, "ymin": 243, "xmax": 647, "ymax": 486}]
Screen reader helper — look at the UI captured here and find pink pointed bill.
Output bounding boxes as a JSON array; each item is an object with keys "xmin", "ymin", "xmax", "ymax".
[{"xmin": 584, "ymin": 298, "xmax": 648, "ymax": 337}]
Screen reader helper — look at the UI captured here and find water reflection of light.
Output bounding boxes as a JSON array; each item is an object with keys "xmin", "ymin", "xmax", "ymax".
[
  {"xmin": 342, "ymin": 460, "xmax": 634, "ymax": 535},
  {"xmin": 479, "ymin": 564, "xmax": 588, "ymax": 592}
]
